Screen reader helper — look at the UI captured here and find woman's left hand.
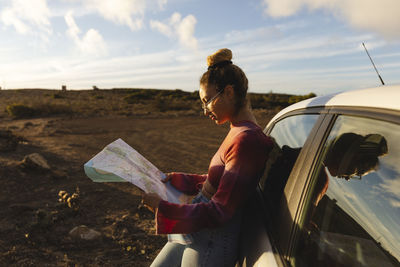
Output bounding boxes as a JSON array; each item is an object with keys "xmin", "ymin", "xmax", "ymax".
[{"xmin": 141, "ymin": 192, "xmax": 162, "ymax": 213}]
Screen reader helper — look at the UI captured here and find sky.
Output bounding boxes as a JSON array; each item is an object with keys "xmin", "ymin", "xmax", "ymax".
[{"xmin": 0, "ymin": 0, "xmax": 400, "ymax": 95}]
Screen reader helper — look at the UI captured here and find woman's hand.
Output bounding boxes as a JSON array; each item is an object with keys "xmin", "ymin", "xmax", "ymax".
[
  {"xmin": 140, "ymin": 173, "xmax": 174, "ymax": 212},
  {"xmin": 161, "ymin": 172, "xmax": 174, "ymax": 183},
  {"xmin": 141, "ymin": 192, "xmax": 162, "ymax": 213}
]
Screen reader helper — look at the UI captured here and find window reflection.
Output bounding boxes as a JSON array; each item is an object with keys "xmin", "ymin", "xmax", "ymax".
[
  {"xmin": 260, "ymin": 114, "xmax": 319, "ymax": 241},
  {"xmin": 324, "ymin": 132, "xmax": 388, "ymax": 180},
  {"xmin": 295, "ymin": 116, "xmax": 400, "ymax": 267},
  {"xmin": 269, "ymin": 115, "xmax": 318, "ymax": 148}
]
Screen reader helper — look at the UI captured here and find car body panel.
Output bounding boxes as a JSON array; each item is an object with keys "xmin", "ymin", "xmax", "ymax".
[{"xmin": 267, "ymin": 85, "xmax": 400, "ymax": 129}]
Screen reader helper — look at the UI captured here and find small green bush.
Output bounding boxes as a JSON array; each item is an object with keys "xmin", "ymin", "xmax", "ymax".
[
  {"xmin": 124, "ymin": 90, "xmax": 157, "ymax": 104},
  {"xmin": 249, "ymin": 94, "xmax": 269, "ymax": 109},
  {"xmin": 6, "ymin": 103, "xmax": 73, "ymax": 118},
  {"xmin": 182, "ymin": 91, "xmax": 200, "ymax": 101},
  {"xmin": 6, "ymin": 104, "xmax": 36, "ymax": 118},
  {"xmin": 52, "ymin": 93, "xmax": 64, "ymax": 99},
  {"xmin": 153, "ymin": 95, "xmax": 166, "ymax": 112},
  {"xmin": 152, "ymin": 96, "xmax": 193, "ymax": 112},
  {"xmin": 288, "ymin": 93, "xmax": 316, "ymax": 104},
  {"xmin": 34, "ymin": 103, "xmax": 73, "ymax": 116},
  {"xmin": 249, "ymin": 92, "xmax": 316, "ymax": 109}
]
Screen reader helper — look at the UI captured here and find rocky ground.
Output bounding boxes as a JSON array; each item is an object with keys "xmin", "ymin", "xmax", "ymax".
[{"xmin": 0, "ymin": 89, "xmax": 276, "ymax": 266}]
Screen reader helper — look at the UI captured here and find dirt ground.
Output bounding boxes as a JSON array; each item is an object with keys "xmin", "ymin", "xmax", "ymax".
[{"xmin": 0, "ymin": 97, "xmax": 276, "ymax": 266}]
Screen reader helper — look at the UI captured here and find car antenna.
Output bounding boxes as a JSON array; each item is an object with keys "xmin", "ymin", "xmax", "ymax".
[{"xmin": 362, "ymin": 42, "xmax": 385, "ymax": 85}]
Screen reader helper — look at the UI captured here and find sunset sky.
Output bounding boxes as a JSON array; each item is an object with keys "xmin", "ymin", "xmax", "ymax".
[{"xmin": 0, "ymin": 0, "xmax": 399, "ymax": 95}]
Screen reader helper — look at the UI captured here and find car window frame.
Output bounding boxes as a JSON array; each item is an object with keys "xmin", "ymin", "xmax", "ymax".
[{"xmin": 261, "ymin": 107, "xmax": 330, "ymax": 266}]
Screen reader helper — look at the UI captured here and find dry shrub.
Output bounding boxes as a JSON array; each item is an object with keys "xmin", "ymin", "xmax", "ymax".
[
  {"xmin": 249, "ymin": 92, "xmax": 316, "ymax": 109},
  {"xmin": 288, "ymin": 93, "xmax": 316, "ymax": 104},
  {"xmin": 33, "ymin": 103, "xmax": 73, "ymax": 116},
  {"xmin": 6, "ymin": 103, "xmax": 73, "ymax": 118},
  {"xmin": 52, "ymin": 93, "xmax": 65, "ymax": 99},
  {"xmin": 124, "ymin": 89, "xmax": 197, "ymax": 105},
  {"xmin": 152, "ymin": 96, "xmax": 194, "ymax": 112},
  {"xmin": 6, "ymin": 104, "xmax": 36, "ymax": 118},
  {"xmin": 124, "ymin": 90, "xmax": 157, "ymax": 104}
]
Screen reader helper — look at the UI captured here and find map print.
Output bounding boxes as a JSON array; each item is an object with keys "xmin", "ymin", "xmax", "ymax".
[
  {"xmin": 84, "ymin": 138, "xmax": 194, "ymax": 244},
  {"xmin": 84, "ymin": 138, "xmax": 187, "ymax": 204}
]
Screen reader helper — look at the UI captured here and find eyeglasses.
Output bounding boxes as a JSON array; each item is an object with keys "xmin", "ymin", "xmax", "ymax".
[{"xmin": 202, "ymin": 89, "xmax": 224, "ymax": 112}]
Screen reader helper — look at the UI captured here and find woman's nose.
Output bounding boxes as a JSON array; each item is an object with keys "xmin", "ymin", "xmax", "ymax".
[{"xmin": 204, "ymin": 109, "xmax": 210, "ymax": 116}]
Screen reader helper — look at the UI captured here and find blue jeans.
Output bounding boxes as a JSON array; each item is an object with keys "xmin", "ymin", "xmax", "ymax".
[{"xmin": 150, "ymin": 192, "xmax": 242, "ymax": 267}]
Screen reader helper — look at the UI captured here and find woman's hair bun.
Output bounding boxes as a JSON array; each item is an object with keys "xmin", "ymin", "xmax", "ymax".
[{"xmin": 207, "ymin": 48, "xmax": 232, "ymax": 67}]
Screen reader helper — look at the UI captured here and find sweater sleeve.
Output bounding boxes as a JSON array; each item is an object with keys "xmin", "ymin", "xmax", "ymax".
[
  {"xmin": 168, "ymin": 172, "xmax": 207, "ymax": 195},
  {"xmin": 156, "ymin": 131, "xmax": 272, "ymax": 234}
]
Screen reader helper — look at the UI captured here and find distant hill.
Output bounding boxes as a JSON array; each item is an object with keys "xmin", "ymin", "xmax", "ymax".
[{"xmin": 0, "ymin": 88, "xmax": 316, "ymax": 119}]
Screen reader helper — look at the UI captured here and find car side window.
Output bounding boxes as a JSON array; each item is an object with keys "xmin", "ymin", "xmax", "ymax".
[
  {"xmin": 260, "ymin": 114, "xmax": 319, "ymax": 230},
  {"xmin": 292, "ymin": 115, "xmax": 400, "ymax": 267}
]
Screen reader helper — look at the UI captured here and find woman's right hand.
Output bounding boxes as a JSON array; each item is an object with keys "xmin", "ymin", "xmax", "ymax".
[{"xmin": 161, "ymin": 172, "xmax": 174, "ymax": 183}]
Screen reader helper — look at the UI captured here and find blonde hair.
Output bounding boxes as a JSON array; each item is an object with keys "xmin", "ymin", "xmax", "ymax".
[
  {"xmin": 200, "ymin": 48, "xmax": 248, "ymax": 114},
  {"xmin": 207, "ymin": 48, "xmax": 232, "ymax": 67}
]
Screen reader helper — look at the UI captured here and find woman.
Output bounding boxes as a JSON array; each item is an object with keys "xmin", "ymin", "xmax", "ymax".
[{"xmin": 142, "ymin": 48, "xmax": 273, "ymax": 266}]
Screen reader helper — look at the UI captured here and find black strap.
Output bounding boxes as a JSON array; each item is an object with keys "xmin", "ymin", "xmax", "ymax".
[{"xmin": 208, "ymin": 60, "xmax": 232, "ymax": 70}]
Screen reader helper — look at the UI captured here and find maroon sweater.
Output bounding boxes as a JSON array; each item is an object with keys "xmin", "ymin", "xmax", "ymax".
[{"xmin": 156, "ymin": 121, "xmax": 273, "ymax": 234}]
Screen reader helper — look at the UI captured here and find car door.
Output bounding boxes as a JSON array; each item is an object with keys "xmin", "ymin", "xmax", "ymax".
[
  {"xmin": 236, "ymin": 109, "xmax": 327, "ymax": 266},
  {"xmin": 282, "ymin": 108, "xmax": 400, "ymax": 267}
]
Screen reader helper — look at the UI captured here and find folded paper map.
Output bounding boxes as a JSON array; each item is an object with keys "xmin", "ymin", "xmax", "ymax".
[{"xmin": 84, "ymin": 138, "xmax": 193, "ymax": 244}]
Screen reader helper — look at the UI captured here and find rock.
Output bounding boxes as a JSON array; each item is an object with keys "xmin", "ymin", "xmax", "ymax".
[
  {"xmin": 24, "ymin": 122, "xmax": 34, "ymax": 127},
  {"xmin": 69, "ymin": 225, "xmax": 101, "ymax": 241},
  {"xmin": 0, "ymin": 219, "xmax": 15, "ymax": 232},
  {"xmin": 68, "ymin": 143, "xmax": 83, "ymax": 147},
  {"xmin": 20, "ymin": 153, "xmax": 50, "ymax": 171},
  {"xmin": 32, "ymin": 209, "xmax": 55, "ymax": 228},
  {"xmin": 52, "ymin": 170, "xmax": 68, "ymax": 180},
  {"xmin": 0, "ymin": 129, "xmax": 19, "ymax": 152}
]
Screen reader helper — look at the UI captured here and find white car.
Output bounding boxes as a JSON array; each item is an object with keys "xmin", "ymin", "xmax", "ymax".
[{"xmin": 237, "ymin": 85, "xmax": 400, "ymax": 267}]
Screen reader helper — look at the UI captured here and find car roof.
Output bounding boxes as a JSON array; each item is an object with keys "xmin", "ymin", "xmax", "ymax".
[{"xmin": 267, "ymin": 84, "xmax": 400, "ymax": 128}]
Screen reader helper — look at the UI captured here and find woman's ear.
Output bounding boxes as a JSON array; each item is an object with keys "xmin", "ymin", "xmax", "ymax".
[{"xmin": 224, "ymin": 85, "xmax": 235, "ymax": 99}]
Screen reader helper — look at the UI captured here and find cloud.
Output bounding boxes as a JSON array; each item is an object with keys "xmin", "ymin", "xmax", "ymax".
[
  {"xmin": 65, "ymin": 11, "xmax": 107, "ymax": 57},
  {"xmin": 150, "ymin": 12, "xmax": 198, "ymax": 50},
  {"xmin": 200, "ymin": 25, "xmax": 400, "ymax": 94},
  {"xmin": 0, "ymin": 0, "xmax": 51, "ymax": 35},
  {"xmin": 158, "ymin": 0, "xmax": 168, "ymax": 10},
  {"xmin": 0, "ymin": 48, "xmax": 203, "ymax": 90},
  {"xmin": 328, "ymin": 178, "xmax": 400, "ymax": 260},
  {"xmin": 262, "ymin": 0, "xmax": 400, "ymax": 40},
  {"xmin": 150, "ymin": 20, "xmax": 173, "ymax": 37},
  {"xmin": 0, "ymin": 7, "xmax": 29, "ymax": 34},
  {"xmin": 61, "ymin": 0, "xmax": 168, "ymax": 30},
  {"xmin": 176, "ymin": 14, "xmax": 197, "ymax": 50},
  {"xmin": 65, "ymin": 11, "xmax": 81, "ymax": 39},
  {"xmin": 80, "ymin": 29, "xmax": 107, "ymax": 56},
  {"xmin": 380, "ymin": 177, "xmax": 400, "ymax": 201},
  {"xmin": 83, "ymin": 0, "xmax": 145, "ymax": 31},
  {"xmin": 390, "ymin": 199, "xmax": 400, "ymax": 208}
]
